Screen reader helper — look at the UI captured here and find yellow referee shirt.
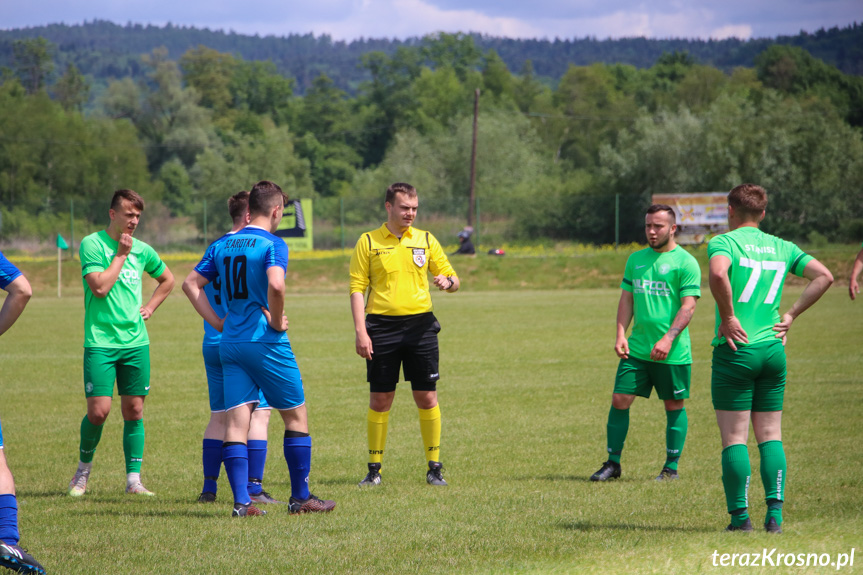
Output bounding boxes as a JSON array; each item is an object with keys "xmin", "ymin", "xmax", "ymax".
[{"xmin": 350, "ymin": 224, "xmax": 457, "ymax": 316}]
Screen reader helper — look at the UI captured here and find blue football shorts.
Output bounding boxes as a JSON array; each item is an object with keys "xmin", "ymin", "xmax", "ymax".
[
  {"xmin": 203, "ymin": 345, "xmax": 270, "ymax": 412},
  {"xmin": 219, "ymin": 341, "xmax": 304, "ymax": 411}
]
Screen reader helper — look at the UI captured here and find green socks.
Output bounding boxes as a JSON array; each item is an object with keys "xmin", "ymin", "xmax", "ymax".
[
  {"xmin": 123, "ymin": 419, "xmax": 146, "ymax": 474},
  {"xmin": 79, "ymin": 415, "xmax": 104, "ymax": 463},
  {"xmin": 606, "ymin": 406, "xmax": 629, "ymax": 464},
  {"xmin": 759, "ymin": 440, "xmax": 786, "ymax": 525},
  {"xmin": 722, "ymin": 444, "xmax": 751, "ymax": 524},
  {"xmin": 664, "ymin": 408, "xmax": 687, "ymax": 470},
  {"xmin": 605, "ymin": 406, "xmax": 686, "ymax": 470},
  {"xmin": 79, "ymin": 416, "xmax": 148, "ymax": 475}
]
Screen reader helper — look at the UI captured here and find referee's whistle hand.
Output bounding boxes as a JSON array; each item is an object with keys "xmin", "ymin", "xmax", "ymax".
[{"xmin": 356, "ymin": 333, "xmax": 373, "ymax": 360}]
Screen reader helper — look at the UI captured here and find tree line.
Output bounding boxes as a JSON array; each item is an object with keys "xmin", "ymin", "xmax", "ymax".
[
  {"xmin": 0, "ymin": 32, "xmax": 862, "ymax": 246},
  {"xmin": 1, "ymin": 21, "xmax": 861, "ymax": 95}
]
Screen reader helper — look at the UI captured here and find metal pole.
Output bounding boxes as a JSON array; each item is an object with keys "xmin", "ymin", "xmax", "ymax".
[
  {"xmin": 467, "ymin": 88, "xmax": 480, "ymax": 227},
  {"xmin": 615, "ymin": 193, "xmax": 620, "ymax": 248},
  {"xmin": 57, "ymin": 247, "xmax": 62, "ymax": 298},
  {"xmin": 475, "ymin": 196, "xmax": 480, "ymax": 250},
  {"xmin": 340, "ymin": 197, "xmax": 346, "ymax": 252}
]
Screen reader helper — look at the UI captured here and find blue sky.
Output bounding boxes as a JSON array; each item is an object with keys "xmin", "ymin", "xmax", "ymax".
[{"xmin": 1, "ymin": 0, "xmax": 859, "ymax": 41}]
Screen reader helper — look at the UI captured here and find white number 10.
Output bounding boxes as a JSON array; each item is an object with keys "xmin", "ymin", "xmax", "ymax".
[{"xmin": 738, "ymin": 258, "xmax": 787, "ymax": 304}]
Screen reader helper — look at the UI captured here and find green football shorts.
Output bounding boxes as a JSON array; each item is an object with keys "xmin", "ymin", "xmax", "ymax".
[
  {"xmin": 711, "ymin": 339, "xmax": 786, "ymax": 412},
  {"xmin": 83, "ymin": 345, "xmax": 151, "ymax": 398},
  {"xmin": 613, "ymin": 357, "xmax": 690, "ymax": 400}
]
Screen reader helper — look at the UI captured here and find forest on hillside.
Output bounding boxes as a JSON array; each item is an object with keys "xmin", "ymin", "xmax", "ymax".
[
  {"xmin": 0, "ymin": 28, "xmax": 862, "ymax": 248},
  {"xmin": 1, "ymin": 21, "xmax": 861, "ymax": 94}
]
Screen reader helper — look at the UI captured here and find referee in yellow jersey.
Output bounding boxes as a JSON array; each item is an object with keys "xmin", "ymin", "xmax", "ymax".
[{"xmin": 350, "ymin": 182, "xmax": 460, "ymax": 487}]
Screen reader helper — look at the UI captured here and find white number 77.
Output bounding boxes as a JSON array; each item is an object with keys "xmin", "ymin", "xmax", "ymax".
[{"xmin": 738, "ymin": 258, "xmax": 787, "ymax": 304}]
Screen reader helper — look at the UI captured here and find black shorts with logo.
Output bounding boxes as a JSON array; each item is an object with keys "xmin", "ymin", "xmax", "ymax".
[{"xmin": 366, "ymin": 312, "xmax": 441, "ymax": 392}]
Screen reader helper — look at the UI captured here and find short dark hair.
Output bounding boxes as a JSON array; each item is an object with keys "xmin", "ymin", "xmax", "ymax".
[
  {"xmin": 111, "ymin": 189, "xmax": 145, "ymax": 211},
  {"xmin": 228, "ymin": 191, "xmax": 249, "ymax": 222},
  {"xmin": 385, "ymin": 182, "xmax": 417, "ymax": 205},
  {"xmin": 249, "ymin": 180, "xmax": 286, "ymax": 217},
  {"xmin": 728, "ymin": 184, "xmax": 768, "ymax": 219},
  {"xmin": 646, "ymin": 204, "xmax": 676, "ymax": 223}
]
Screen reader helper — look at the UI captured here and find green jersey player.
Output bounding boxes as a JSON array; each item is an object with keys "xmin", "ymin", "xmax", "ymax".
[
  {"xmin": 709, "ymin": 184, "xmax": 833, "ymax": 533},
  {"xmin": 68, "ymin": 189, "xmax": 175, "ymax": 497},
  {"xmin": 591, "ymin": 205, "xmax": 701, "ymax": 482}
]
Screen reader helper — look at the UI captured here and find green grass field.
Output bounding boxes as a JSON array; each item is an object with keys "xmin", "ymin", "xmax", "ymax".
[{"xmin": 0, "ymin": 282, "xmax": 861, "ymax": 573}]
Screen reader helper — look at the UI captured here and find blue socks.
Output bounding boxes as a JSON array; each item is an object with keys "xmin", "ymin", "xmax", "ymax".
[
  {"xmin": 283, "ymin": 434, "xmax": 311, "ymax": 501},
  {"xmin": 0, "ymin": 494, "xmax": 19, "ymax": 546},
  {"xmin": 222, "ymin": 442, "xmax": 250, "ymax": 505},
  {"xmin": 202, "ymin": 439, "xmax": 222, "ymax": 495},
  {"xmin": 247, "ymin": 440, "xmax": 267, "ymax": 496}
]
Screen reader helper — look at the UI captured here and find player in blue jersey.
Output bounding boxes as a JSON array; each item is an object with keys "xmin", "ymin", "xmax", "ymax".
[
  {"xmin": 184, "ymin": 180, "xmax": 335, "ymax": 517},
  {"xmin": 0, "ymin": 252, "xmax": 45, "ymax": 574},
  {"xmin": 186, "ymin": 191, "xmax": 283, "ymax": 505}
]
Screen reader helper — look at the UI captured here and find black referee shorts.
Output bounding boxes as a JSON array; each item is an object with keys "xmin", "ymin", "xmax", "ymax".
[{"xmin": 366, "ymin": 312, "xmax": 441, "ymax": 393}]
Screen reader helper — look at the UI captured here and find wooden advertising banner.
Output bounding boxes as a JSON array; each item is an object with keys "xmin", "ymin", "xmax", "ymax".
[{"xmin": 652, "ymin": 192, "xmax": 729, "ymax": 245}]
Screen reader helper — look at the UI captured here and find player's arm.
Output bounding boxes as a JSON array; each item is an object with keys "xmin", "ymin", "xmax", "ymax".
[
  {"xmin": 84, "ymin": 233, "xmax": 133, "ymax": 298},
  {"xmin": 182, "ymin": 270, "xmax": 223, "ymax": 332},
  {"xmin": 0, "ymin": 275, "xmax": 32, "ymax": 337},
  {"xmin": 266, "ymin": 266, "xmax": 288, "ymax": 332},
  {"xmin": 351, "ymin": 292, "xmax": 373, "ymax": 360},
  {"xmin": 650, "ymin": 295, "xmax": 697, "ymax": 361},
  {"xmin": 349, "ymin": 235, "xmax": 373, "ymax": 359},
  {"xmin": 850, "ymin": 247, "xmax": 863, "ymax": 301},
  {"xmin": 432, "ymin": 274, "xmax": 459, "ymax": 292},
  {"xmin": 773, "ymin": 259, "xmax": 834, "ymax": 344},
  {"xmin": 141, "ymin": 265, "xmax": 175, "ymax": 320},
  {"xmin": 709, "ymin": 254, "xmax": 747, "ymax": 351},
  {"xmin": 614, "ymin": 290, "xmax": 633, "ymax": 359}
]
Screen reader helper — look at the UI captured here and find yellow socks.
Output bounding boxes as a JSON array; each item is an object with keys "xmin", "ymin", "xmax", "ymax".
[
  {"xmin": 418, "ymin": 405, "xmax": 442, "ymax": 462},
  {"xmin": 367, "ymin": 408, "xmax": 389, "ymax": 465}
]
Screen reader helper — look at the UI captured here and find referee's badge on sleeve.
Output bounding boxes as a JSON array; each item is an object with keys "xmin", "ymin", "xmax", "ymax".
[{"xmin": 413, "ymin": 248, "xmax": 426, "ymax": 267}]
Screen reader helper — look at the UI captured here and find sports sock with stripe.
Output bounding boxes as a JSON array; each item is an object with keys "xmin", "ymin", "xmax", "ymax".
[
  {"xmin": 606, "ymin": 406, "xmax": 629, "ymax": 464},
  {"xmin": 0, "ymin": 494, "xmax": 19, "ymax": 546},
  {"xmin": 283, "ymin": 432, "xmax": 311, "ymax": 501},
  {"xmin": 222, "ymin": 442, "xmax": 250, "ymax": 505},
  {"xmin": 664, "ymin": 408, "xmax": 687, "ymax": 471},
  {"xmin": 79, "ymin": 415, "xmax": 104, "ymax": 464},
  {"xmin": 201, "ymin": 438, "xmax": 222, "ymax": 494},
  {"xmin": 418, "ymin": 405, "xmax": 441, "ymax": 463},
  {"xmin": 759, "ymin": 440, "xmax": 786, "ymax": 525},
  {"xmin": 367, "ymin": 409, "xmax": 389, "ymax": 466},
  {"xmin": 123, "ymin": 419, "xmax": 145, "ymax": 474},
  {"xmin": 722, "ymin": 443, "xmax": 751, "ymax": 526},
  {"xmin": 247, "ymin": 439, "xmax": 267, "ymax": 496}
]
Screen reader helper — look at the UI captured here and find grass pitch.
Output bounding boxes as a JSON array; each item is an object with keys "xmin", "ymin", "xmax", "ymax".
[{"xmin": 0, "ymin": 287, "xmax": 860, "ymax": 574}]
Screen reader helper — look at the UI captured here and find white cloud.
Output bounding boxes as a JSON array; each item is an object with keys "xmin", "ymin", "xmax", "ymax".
[
  {"xmin": 296, "ymin": 0, "xmax": 544, "ymax": 40},
  {"xmin": 550, "ymin": 7, "xmax": 753, "ymax": 40},
  {"xmin": 709, "ymin": 24, "xmax": 753, "ymax": 40},
  {"xmin": 0, "ymin": 0, "xmax": 858, "ymax": 40}
]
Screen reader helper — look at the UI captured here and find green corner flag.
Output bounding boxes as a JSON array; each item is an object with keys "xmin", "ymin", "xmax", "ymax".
[{"xmin": 57, "ymin": 234, "xmax": 69, "ymax": 250}]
